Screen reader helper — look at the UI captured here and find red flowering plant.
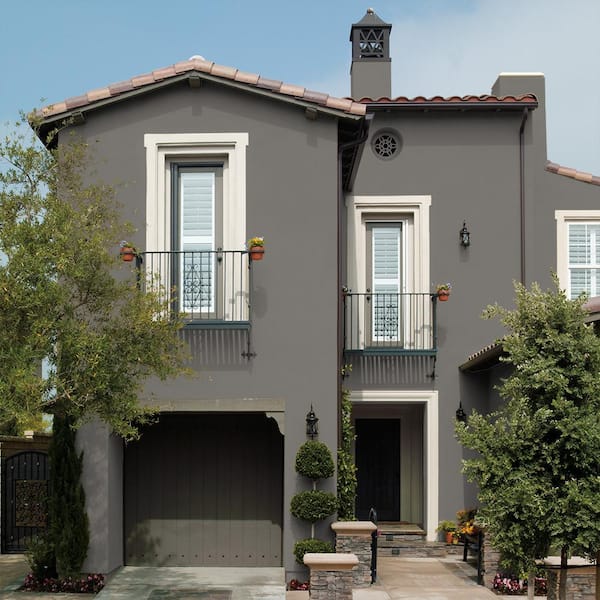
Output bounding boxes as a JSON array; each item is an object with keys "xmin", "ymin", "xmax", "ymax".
[
  {"xmin": 22, "ymin": 572, "xmax": 105, "ymax": 594},
  {"xmin": 288, "ymin": 578, "xmax": 310, "ymax": 590}
]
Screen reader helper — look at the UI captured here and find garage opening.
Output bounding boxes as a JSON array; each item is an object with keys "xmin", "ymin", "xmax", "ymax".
[{"xmin": 124, "ymin": 412, "xmax": 283, "ymax": 566}]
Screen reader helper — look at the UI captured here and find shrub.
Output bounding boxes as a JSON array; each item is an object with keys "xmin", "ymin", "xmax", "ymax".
[
  {"xmin": 22, "ymin": 572, "xmax": 105, "ymax": 593},
  {"xmin": 25, "ymin": 534, "xmax": 57, "ymax": 580},
  {"xmin": 290, "ymin": 490, "xmax": 338, "ymax": 523},
  {"xmin": 293, "ymin": 538, "xmax": 334, "ymax": 564},
  {"xmin": 295, "ymin": 441, "xmax": 335, "ymax": 481},
  {"xmin": 337, "ymin": 388, "xmax": 357, "ymax": 520}
]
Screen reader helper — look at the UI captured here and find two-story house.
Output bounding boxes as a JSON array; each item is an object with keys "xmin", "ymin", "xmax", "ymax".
[{"xmin": 32, "ymin": 9, "xmax": 599, "ymax": 582}]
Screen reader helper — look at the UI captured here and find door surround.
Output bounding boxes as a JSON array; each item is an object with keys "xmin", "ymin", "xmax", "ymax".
[{"xmin": 351, "ymin": 390, "xmax": 438, "ymax": 540}]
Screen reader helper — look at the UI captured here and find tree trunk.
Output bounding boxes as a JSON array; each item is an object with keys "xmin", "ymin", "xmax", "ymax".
[
  {"xmin": 559, "ymin": 546, "xmax": 568, "ymax": 600},
  {"xmin": 527, "ymin": 569, "xmax": 535, "ymax": 600}
]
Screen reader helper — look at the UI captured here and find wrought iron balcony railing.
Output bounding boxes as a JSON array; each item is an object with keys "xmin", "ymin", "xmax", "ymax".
[
  {"xmin": 138, "ymin": 250, "xmax": 250, "ymax": 326},
  {"xmin": 343, "ymin": 291, "xmax": 437, "ymax": 354}
]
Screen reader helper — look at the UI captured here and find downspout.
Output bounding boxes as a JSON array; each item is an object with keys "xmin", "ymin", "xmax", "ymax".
[
  {"xmin": 519, "ymin": 108, "xmax": 529, "ymax": 285},
  {"xmin": 336, "ymin": 115, "xmax": 372, "ymax": 442}
]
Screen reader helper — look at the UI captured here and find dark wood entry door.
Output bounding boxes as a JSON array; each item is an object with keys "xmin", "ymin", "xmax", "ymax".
[{"xmin": 356, "ymin": 419, "xmax": 400, "ymax": 521}]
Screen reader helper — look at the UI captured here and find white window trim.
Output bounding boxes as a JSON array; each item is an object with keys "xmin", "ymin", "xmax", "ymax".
[
  {"xmin": 347, "ymin": 195, "xmax": 431, "ymax": 294},
  {"xmin": 351, "ymin": 389, "xmax": 439, "ymax": 541},
  {"xmin": 144, "ymin": 133, "xmax": 248, "ymax": 252},
  {"xmin": 555, "ymin": 210, "xmax": 600, "ymax": 294}
]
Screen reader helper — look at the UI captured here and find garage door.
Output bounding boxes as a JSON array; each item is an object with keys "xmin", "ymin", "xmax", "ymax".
[{"xmin": 124, "ymin": 412, "xmax": 283, "ymax": 566}]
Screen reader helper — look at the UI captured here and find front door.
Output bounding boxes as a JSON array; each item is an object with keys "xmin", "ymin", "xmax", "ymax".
[{"xmin": 355, "ymin": 418, "xmax": 400, "ymax": 521}]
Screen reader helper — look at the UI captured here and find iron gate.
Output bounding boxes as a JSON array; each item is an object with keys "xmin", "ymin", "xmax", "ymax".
[{"xmin": 1, "ymin": 451, "xmax": 49, "ymax": 553}]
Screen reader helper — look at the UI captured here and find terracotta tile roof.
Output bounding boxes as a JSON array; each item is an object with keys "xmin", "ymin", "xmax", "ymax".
[
  {"xmin": 358, "ymin": 94, "xmax": 538, "ymax": 108},
  {"xmin": 545, "ymin": 161, "xmax": 600, "ymax": 186},
  {"xmin": 37, "ymin": 57, "xmax": 366, "ymax": 121}
]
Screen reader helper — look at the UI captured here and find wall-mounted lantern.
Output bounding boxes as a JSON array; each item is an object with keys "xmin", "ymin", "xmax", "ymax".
[
  {"xmin": 459, "ymin": 221, "xmax": 471, "ymax": 247},
  {"xmin": 306, "ymin": 405, "xmax": 319, "ymax": 439},
  {"xmin": 455, "ymin": 402, "xmax": 467, "ymax": 423}
]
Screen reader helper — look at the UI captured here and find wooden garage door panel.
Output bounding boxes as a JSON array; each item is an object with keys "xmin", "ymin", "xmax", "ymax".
[{"xmin": 124, "ymin": 413, "xmax": 283, "ymax": 567}]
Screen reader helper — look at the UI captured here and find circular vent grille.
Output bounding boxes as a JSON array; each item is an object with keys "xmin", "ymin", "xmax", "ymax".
[{"xmin": 371, "ymin": 129, "xmax": 401, "ymax": 160}]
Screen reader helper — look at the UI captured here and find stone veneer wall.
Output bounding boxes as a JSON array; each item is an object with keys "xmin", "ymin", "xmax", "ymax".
[
  {"xmin": 303, "ymin": 553, "xmax": 358, "ymax": 600},
  {"xmin": 481, "ymin": 533, "xmax": 501, "ymax": 588},
  {"xmin": 331, "ymin": 521, "xmax": 376, "ymax": 587},
  {"xmin": 546, "ymin": 568, "xmax": 596, "ymax": 600}
]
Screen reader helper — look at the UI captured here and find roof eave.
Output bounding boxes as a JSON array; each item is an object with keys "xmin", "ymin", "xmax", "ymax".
[
  {"xmin": 35, "ymin": 70, "xmax": 364, "ymax": 145},
  {"xmin": 365, "ymin": 100, "xmax": 539, "ymax": 112}
]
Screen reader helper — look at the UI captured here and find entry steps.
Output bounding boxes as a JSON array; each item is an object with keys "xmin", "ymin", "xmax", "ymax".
[{"xmin": 377, "ymin": 523, "xmax": 463, "ymax": 558}]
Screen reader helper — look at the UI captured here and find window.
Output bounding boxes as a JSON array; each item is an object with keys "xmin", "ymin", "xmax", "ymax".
[
  {"xmin": 172, "ymin": 164, "xmax": 222, "ymax": 314},
  {"xmin": 346, "ymin": 196, "xmax": 431, "ymax": 350},
  {"xmin": 556, "ymin": 211, "xmax": 600, "ymax": 299},
  {"xmin": 145, "ymin": 133, "xmax": 249, "ymax": 322}
]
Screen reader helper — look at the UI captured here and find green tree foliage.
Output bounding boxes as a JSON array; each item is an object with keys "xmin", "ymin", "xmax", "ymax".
[
  {"xmin": 337, "ymin": 388, "xmax": 357, "ymax": 520},
  {"xmin": 292, "ymin": 538, "xmax": 334, "ymax": 564},
  {"xmin": 457, "ymin": 279, "xmax": 600, "ymax": 599},
  {"xmin": 0, "ymin": 120, "xmax": 188, "ymax": 440},
  {"xmin": 48, "ymin": 414, "xmax": 89, "ymax": 579},
  {"xmin": 290, "ymin": 490, "xmax": 338, "ymax": 523}
]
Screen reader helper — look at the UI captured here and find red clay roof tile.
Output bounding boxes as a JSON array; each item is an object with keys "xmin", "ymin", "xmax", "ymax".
[
  {"xmin": 546, "ymin": 161, "xmax": 600, "ymax": 185},
  {"xmin": 359, "ymin": 94, "xmax": 537, "ymax": 106},
  {"xmin": 37, "ymin": 58, "xmax": 366, "ymax": 120}
]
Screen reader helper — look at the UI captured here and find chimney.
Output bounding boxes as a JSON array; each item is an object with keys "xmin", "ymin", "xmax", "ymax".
[{"xmin": 350, "ymin": 8, "xmax": 392, "ymax": 100}]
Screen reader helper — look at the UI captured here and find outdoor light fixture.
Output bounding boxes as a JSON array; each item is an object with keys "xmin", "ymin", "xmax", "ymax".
[
  {"xmin": 455, "ymin": 402, "xmax": 467, "ymax": 423},
  {"xmin": 306, "ymin": 405, "xmax": 319, "ymax": 439},
  {"xmin": 459, "ymin": 221, "xmax": 471, "ymax": 247}
]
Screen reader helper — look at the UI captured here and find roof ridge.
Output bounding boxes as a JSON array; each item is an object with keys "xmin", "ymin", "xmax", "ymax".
[
  {"xmin": 546, "ymin": 160, "xmax": 600, "ymax": 186},
  {"xmin": 359, "ymin": 93, "xmax": 538, "ymax": 104},
  {"xmin": 37, "ymin": 57, "xmax": 366, "ymax": 120}
]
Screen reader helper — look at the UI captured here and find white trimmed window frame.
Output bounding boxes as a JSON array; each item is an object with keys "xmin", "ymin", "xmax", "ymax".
[
  {"xmin": 555, "ymin": 210, "xmax": 600, "ymax": 297},
  {"xmin": 346, "ymin": 195, "xmax": 431, "ymax": 348},
  {"xmin": 351, "ymin": 389, "xmax": 439, "ymax": 541},
  {"xmin": 144, "ymin": 133, "xmax": 248, "ymax": 252}
]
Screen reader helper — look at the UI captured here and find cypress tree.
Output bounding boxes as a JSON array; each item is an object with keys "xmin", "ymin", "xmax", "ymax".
[{"xmin": 48, "ymin": 412, "xmax": 89, "ymax": 579}]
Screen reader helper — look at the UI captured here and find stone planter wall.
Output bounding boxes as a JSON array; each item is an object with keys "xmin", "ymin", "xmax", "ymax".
[
  {"xmin": 331, "ymin": 521, "xmax": 376, "ymax": 587},
  {"xmin": 481, "ymin": 533, "xmax": 501, "ymax": 588},
  {"xmin": 303, "ymin": 552, "xmax": 358, "ymax": 600},
  {"xmin": 545, "ymin": 564, "xmax": 596, "ymax": 600}
]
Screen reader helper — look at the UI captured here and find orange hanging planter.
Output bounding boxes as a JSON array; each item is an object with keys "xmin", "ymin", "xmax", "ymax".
[
  {"xmin": 250, "ymin": 246, "xmax": 265, "ymax": 261},
  {"xmin": 438, "ymin": 291, "xmax": 450, "ymax": 302},
  {"xmin": 119, "ymin": 241, "xmax": 137, "ymax": 262},
  {"xmin": 247, "ymin": 236, "xmax": 265, "ymax": 262},
  {"xmin": 436, "ymin": 283, "xmax": 451, "ymax": 301}
]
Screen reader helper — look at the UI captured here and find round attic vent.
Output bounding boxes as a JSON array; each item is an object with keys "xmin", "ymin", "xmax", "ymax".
[{"xmin": 371, "ymin": 128, "xmax": 401, "ymax": 160}]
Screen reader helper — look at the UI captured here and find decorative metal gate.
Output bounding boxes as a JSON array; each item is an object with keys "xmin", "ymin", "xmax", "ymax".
[{"xmin": 1, "ymin": 451, "xmax": 49, "ymax": 553}]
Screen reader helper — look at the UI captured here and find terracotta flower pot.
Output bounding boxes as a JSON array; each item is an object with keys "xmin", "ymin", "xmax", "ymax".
[
  {"xmin": 438, "ymin": 291, "xmax": 450, "ymax": 301},
  {"xmin": 445, "ymin": 531, "xmax": 455, "ymax": 544},
  {"xmin": 120, "ymin": 247, "xmax": 136, "ymax": 262},
  {"xmin": 250, "ymin": 246, "xmax": 264, "ymax": 261}
]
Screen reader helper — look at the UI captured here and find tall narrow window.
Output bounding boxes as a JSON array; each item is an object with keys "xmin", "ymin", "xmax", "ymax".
[
  {"xmin": 367, "ymin": 223, "xmax": 404, "ymax": 343},
  {"xmin": 568, "ymin": 222, "xmax": 600, "ymax": 299},
  {"xmin": 172, "ymin": 165, "xmax": 223, "ymax": 315}
]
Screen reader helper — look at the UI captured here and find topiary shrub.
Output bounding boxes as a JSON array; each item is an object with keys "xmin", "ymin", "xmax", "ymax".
[
  {"xmin": 290, "ymin": 490, "xmax": 338, "ymax": 523},
  {"xmin": 295, "ymin": 441, "xmax": 335, "ymax": 481},
  {"xmin": 293, "ymin": 538, "xmax": 334, "ymax": 564}
]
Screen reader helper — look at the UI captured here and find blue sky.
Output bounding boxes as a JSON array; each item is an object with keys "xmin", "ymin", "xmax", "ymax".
[{"xmin": 1, "ymin": 0, "xmax": 599, "ymax": 173}]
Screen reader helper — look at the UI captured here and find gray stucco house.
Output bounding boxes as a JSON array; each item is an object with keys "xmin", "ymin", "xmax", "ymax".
[{"xmin": 32, "ymin": 9, "xmax": 600, "ymax": 581}]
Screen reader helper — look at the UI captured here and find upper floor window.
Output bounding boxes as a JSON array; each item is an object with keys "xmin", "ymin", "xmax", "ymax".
[
  {"xmin": 556, "ymin": 211, "xmax": 600, "ymax": 300},
  {"xmin": 144, "ymin": 134, "xmax": 249, "ymax": 323}
]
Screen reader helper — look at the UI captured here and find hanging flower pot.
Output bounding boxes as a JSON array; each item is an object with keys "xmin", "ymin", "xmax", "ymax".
[
  {"xmin": 247, "ymin": 236, "xmax": 265, "ymax": 261},
  {"xmin": 436, "ymin": 283, "xmax": 451, "ymax": 301},
  {"xmin": 119, "ymin": 241, "xmax": 137, "ymax": 262}
]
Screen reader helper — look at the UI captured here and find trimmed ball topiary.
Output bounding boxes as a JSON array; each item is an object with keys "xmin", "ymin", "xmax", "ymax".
[
  {"xmin": 293, "ymin": 538, "xmax": 334, "ymax": 564},
  {"xmin": 295, "ymin": 440, "xmax": 335, "ymax": 480},
  {"xmin": 290, "ymin": 490, "xmax": 337, "ymax": 523}
]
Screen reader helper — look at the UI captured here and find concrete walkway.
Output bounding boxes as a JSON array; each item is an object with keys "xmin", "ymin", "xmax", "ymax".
[{"xmin": 354, "ymin": 556, "xmax": 498, "ymax": 599}]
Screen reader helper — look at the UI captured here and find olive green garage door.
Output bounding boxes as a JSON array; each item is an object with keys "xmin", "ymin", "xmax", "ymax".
[{"xmin": 124, "ymin": 413, "xmax": 283, "ymax": 566}]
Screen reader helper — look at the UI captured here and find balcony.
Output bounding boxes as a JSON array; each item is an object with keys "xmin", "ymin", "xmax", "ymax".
[
  {"xmin": 138, "ymin": 250, "xmax": 251, "ymax": 327},
  {"xmin": 343, "ymin": 291, "xmax": 437, "ymax": 355}
]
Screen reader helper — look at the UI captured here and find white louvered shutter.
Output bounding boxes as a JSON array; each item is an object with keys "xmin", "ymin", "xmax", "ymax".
[
  {"xmin": 179, "ymin": 171, "xmax": 215, "ymax": 312},
  {"xmin": 568, "ymin": 223, "xmax": 600, "ymax": 299},
  {"xmin": 372, "ymin": 225, "xmax": 402, "ymax": 341}
]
